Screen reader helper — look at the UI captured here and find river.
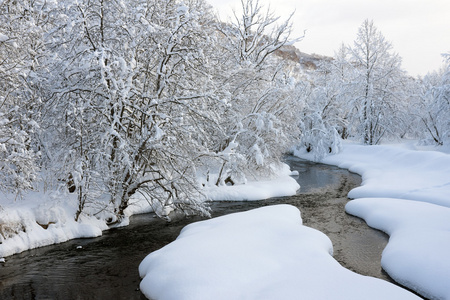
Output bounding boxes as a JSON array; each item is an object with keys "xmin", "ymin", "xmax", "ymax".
[{"xmin": 0, "ymin": 156, "xmax": 393, "ymax": 300}]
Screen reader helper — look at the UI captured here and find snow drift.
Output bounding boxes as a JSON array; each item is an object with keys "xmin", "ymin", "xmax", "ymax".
[
  {"xmin": 296, "ymin": 142, "xmax": 450, "ymax": 299},
  {"xmin": 139, "ymin": 205, "xmax": 420, "ymax": 300}
]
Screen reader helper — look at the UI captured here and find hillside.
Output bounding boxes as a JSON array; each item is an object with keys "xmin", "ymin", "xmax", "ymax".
[{"xmin": 275, "ymin": 45, "xmax": 332, "ymax": 70}]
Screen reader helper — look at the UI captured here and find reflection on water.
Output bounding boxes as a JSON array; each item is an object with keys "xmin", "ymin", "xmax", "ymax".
[
  {"xmin": 0, "ymin": 156, "xmax": 395, "ymax": 299},
  {"xmin": 287, "ymin": 156, "xmax": 346, "ymax": 194}
]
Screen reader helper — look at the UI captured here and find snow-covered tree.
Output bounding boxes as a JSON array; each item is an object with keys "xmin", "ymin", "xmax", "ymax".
[
  {"xmin": 297, "ymin": 44, "xmax": 354, "ymax": 160},
  {"xmin": 40, "ymin": 0, "xmax": 220, "ymax": 220},
  {"xmin": 347, "ymin": 20, "xmax": 407, "ymax": 145},
  {"xmin": 298, "ymin": 68, "xmax": 342, "ymax": 160},
  {"xmin": 0, "ymin": 0, "xmax": 304, "ymax": 222},
  {"xmin": 210, "ymin": 0, "xmax": 302, "ymax": 183},
  {"xmin": 225, "ymin": 0, "xmax": 297, "ymax": 67}
]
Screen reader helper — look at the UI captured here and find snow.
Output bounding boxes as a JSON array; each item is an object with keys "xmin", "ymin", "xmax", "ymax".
[
  {"xmin": 3, "ymin": 139, "xmax": 449, "ymax": 299},
  {"xmin": 295, "ymin": 141, "xmax": 450, "ymax": 299},
  {"xmin": 177, "ymin": 4, "xmax": 189, "ymax": 16},
  {"xmin": 204, "ymin": 163, "xmax": 299, "ymax": 201},
  {"xmin": 139, "ymin": 205, "xmax": 420, "ymax": 300},
  {"xmin": 205, "ymin": 175, "xmax": 299, "ymax": 201},
  {"xmin": 0, "ymin": 33, "xmax": 8, "ymax": 42},
  {"xmin": 0, "ymin": 163, "xmax": 299, "ymax": 258},
  {"xmin": 346, "ymin": 198, "xmax": 450, "ymax": 300},
  {"xmin": 0, "ymin": 193, "xmax": 108, "ymax": 258},
  {"xmin": 296, "ymin": 142, "xmax": 450, "ymax": 207}
]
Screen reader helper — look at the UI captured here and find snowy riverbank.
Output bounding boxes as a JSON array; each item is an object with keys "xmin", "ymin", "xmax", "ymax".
[
  {"xmin": 138, "ymin": 142, "xmax": 449, "ymax": 300},
  {"xmin": 0, "ymin": 165, "xmax": 299, "ymax": 259},
  {"xmin": 295, "ymin": 142, "xmax": 450, "ymax": 299}
]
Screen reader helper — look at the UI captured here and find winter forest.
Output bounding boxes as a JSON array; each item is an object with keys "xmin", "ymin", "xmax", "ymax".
[{"xmin": 0, "ymin": 0, "xmax": 449, "ymax": 232}]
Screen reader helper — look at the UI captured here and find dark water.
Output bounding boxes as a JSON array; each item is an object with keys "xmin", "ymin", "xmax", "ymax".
[{"xmin": 0, "ymin": 157, "xmax": 393, "ymax": 300}]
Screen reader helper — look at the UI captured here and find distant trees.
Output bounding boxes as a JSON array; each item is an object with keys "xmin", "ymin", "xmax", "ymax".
[
  {"xmin": 300, "ymin": 20, "xmax": 411, "ymax": 159},
  {"xmin": 297, "ymin": 55, "xmax": 346, "ymax": 160},
  {"xmin": 297, "ymin": 20, "xmax": 410, "ymax": 159},
  {"xmin": 415, "ymin": 54, "xmax": 450, "ymax": 145},
  {"xmin": 298, "ymin": 20, "xmax": 449, "ymax": 158},
  {"xmin": 347, "ymin": 20, "xmax": 407, "ymax": 145}
]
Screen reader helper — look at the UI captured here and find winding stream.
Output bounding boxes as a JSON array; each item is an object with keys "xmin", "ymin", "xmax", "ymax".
[{"xmin": 0, "ymin": 157, "xmax": 393, "ymax": 299}]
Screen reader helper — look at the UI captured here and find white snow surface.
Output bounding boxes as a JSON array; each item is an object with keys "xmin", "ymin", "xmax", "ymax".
[
  {"xmin": 139, "ymin": 205, "xmax": 420, "ymax": 300},
  {"xmin": 200, "ymin": 161, "xmax": 300, "ymax": 201},
  {"xmin": 204, "ymin": 171, "xmax": 299, "ymax": 201},
  {"xmin": 346, "ymin": 198, "xmax": 450, "ymax": 300},
  {"xmin": 0, "ymin": 192, "xmax": 108, "ymax": 258},
  {"xmin": 296, "ymin": 142, "xmax": 450, "ymax": 299},
  {"xmin": 0, "ymin": 163, "xmax": 299, "ymax": 258},
  {"xmin": 306, "ymin": 143, "xmax": 450, "ymax": 207}
]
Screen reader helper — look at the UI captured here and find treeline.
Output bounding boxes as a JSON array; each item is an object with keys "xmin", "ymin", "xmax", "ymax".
[{"xmin": 0, "ymin": 0, "xmax": 448, "ymax": 221}]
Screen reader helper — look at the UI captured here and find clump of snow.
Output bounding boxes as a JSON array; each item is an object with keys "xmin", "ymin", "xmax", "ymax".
[
  {"xmin": 290, "ymin": 170, "xmax": 299, "ymax": 176},
  {"xmin": 346, "ymin": 198, "xmax": 450, "ymax": 300},
  {"xmin": 139, "ymin": 205, "xmax": 420, "ymax": 300},
  {"xmin": 0, "ymin": 33, "xmax": 8, "ymax": 42},
  {"xmin": 176, "ymin": 4, "xmax": 189, "ymax": 16},
  {"xmin": 203, "ymin": 162, "xmax": 299, "ymax": 201},
  {"xmin": 296, "ymin": 141, "xmax": 450, "ymax": 299}
]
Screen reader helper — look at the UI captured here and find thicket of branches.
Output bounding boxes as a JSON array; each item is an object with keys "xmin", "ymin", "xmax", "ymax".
[{"xmin": 0, "ymin": 0, "xmax": 302, "ymax": 221}]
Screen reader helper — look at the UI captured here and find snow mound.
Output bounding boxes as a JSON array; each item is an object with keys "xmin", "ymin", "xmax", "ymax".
[
  {"xmin": 294, "ymin": 142, "xmax": 450, "ymax": 299},
  {"xmin": 139, "ymin": 205, "xmax": 420, "ymax": 300},
  {"xmin": 0, "ymin": 202, "xmax": 107, "ymax": 258},
  {"xmin": 204, "ymin": 175, "xmax": 299, "ymax": 201},
  {"xmin": 203, "ymin": 163, "xmax": 300, "ymax": 201},
  {"xmin": 347, "ymin": 198, "xmax": 450, "ymax": 300},
  {"xmin": 318, "ymin": 144, "xmax": 450, "ymax": 207}
]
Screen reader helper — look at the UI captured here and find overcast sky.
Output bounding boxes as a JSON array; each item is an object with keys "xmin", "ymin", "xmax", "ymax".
[{"xmin": 208, "ymin": 0, "xmax": 450, "ymax": 77}]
